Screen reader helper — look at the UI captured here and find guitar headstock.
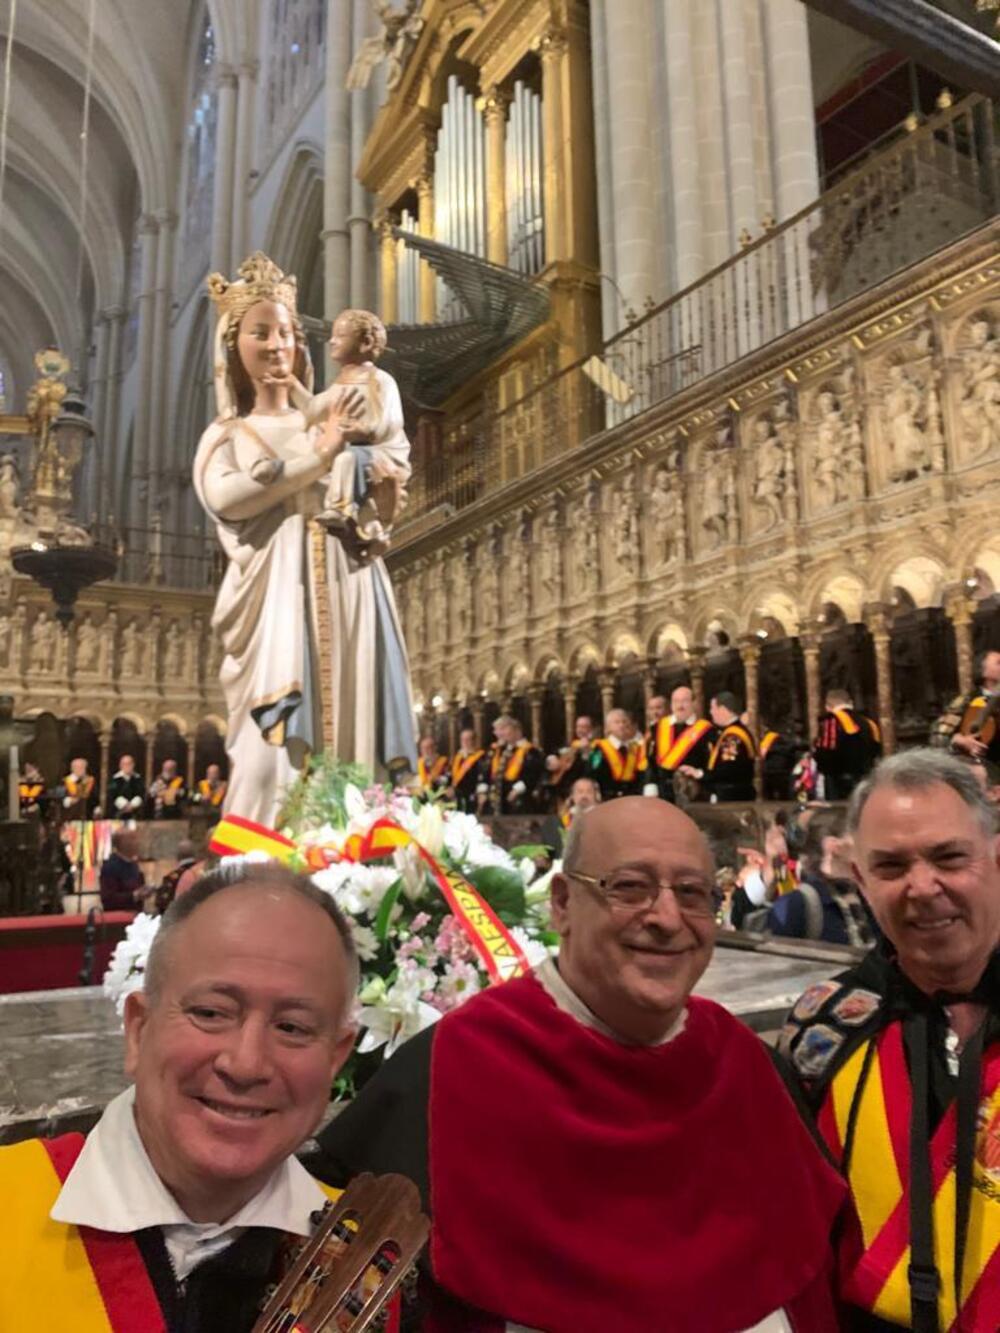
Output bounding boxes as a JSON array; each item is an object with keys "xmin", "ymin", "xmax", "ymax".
[{"xmin": 253, "ymin": 1172, "xmax": 428, "ymax": 1333}]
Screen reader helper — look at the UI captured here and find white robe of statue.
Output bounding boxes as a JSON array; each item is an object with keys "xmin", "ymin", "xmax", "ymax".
[{"xmin": 193, "ymin": 262, "xmax": 416, "ymax": 827}]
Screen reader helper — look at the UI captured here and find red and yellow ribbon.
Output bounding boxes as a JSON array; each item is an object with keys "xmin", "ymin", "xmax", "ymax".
[
  {"xmin": 209, "ymin": 813, "xmax": 298, "ymax": 864},
  {"xmin": 343, "ymin": 818, "xmax": 531, "ymax": 984},
  {"xmin": 208, "ymin": 814, "xmax": 532, "ymax": 985}
]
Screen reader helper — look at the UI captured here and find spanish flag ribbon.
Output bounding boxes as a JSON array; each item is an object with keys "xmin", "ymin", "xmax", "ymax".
[
  {"xmin": 209, "ymin": 814, "xmax": 298, "ymax": 864},
  {"xmin": 343, "ymin": 818, "xmax": 532, "ymax": 985},
  {"xmin": 208, "ymin": 813, "xmax": 532, "ymax": 985}
]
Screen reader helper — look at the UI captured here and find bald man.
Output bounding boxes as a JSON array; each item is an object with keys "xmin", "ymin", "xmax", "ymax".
[{"xmin": 315, "ymin": 798, "xmax": 846, "ymax": 1331}]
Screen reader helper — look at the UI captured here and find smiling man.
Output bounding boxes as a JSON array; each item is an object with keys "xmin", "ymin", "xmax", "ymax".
[
  {"xmin": 0, "ymin": 863, "xmax": 359, "ymax": 1331},
  {"xmin": 315, "ymin": 796, "xmax": 845, "ymax": 1332},
  {"xmin": 779, "ymin": 749, "xmax": 1000, "ymax": 1331}
]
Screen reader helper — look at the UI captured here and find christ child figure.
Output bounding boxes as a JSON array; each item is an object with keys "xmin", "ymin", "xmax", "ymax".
[{"xmin": 279, "ymin": 309, "xmax": 411, "ymax": 552}]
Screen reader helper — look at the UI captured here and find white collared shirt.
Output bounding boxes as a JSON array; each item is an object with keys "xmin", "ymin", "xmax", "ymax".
[{"xmin": 50, "ymin": 1085, "xmax": 325, "ymax": 1282}]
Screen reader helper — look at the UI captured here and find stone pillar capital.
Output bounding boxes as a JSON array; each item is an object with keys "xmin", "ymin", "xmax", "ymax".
[{"xmin": 482, "ymin": 84, "xmax": 512, "ymax": 122}]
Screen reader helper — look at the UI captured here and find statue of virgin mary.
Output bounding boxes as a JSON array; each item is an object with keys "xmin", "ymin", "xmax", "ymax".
[{"xmin": 193, "ymin": 253, "xmax": 416, "ymax": 825}]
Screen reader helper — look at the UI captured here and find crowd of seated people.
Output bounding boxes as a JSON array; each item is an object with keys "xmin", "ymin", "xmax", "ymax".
[{"xmin": 19, "ymin": 755, "xmax": 228, "ymax": 822}]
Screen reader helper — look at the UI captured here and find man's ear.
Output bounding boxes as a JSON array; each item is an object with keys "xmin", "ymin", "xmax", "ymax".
[
  {"xmin": 549, "ymin": 872, "xmax": 572, "ymax": 937},
  {"xmin": 123, "ymin": 989, "xmax": 151, "ymax": 1077}
]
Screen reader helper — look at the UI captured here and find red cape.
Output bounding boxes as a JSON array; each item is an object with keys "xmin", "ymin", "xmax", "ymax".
[{"xmin": 428, "ymin": 973, "xmax": 845, "ymax": 1332}]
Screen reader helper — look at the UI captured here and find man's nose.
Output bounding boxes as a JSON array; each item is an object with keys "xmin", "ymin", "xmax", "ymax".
[
  {"xmin": 641, "ymin": 885, "xmax": 685, "ymax": 931},
  {"xmin": 213, "ymin": 1018, "xmax": 273, "ymax": 1085},
  {"xmin": 905, "ymin": 857, "xmax": 943, "ymax": 900}
]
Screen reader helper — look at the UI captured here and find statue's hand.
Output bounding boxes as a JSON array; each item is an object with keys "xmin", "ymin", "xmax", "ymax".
[{"xmin": 315, "ymin": 389, "xmax": 366, "ymax": 463}]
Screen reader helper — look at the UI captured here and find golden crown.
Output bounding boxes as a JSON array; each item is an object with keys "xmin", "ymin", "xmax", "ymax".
[{"xmin": 206, "ymin": 252, "xmax": 299, "ymax": 322}]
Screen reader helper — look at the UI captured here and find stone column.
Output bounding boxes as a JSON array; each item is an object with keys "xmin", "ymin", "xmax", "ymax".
[
  {"xmin": 641, "ymin": 657, "xmax": 658, "ymax": 706},
  {"xmin": 799, "ymin": 627, "xmax": 823, "ymax": 743},
  {"xmin": 865, "ymin": 605, "xmax": 897, "ymax": 755},
  {"xmin": 447, "ymin": 701, "xmax": 459, "ymax": 756},
  {"xmin": 763, "ymin": 0, "xmax": 819, "ymax": 324},
  {"xmin": 529, "ymin": 685, "xmax": 545, "ymax": 747},
  {"xmin": 186, "ymin": 732, "xmax": 197, "ymax": 791},
  {"xmin": 483, "ymin": 85, "xmax": 510, "ymax": 266},
  {"xmin": 660, "ymin": 2, "xmax": 702, "ymax": 290},
  {"xmin": 132, "ymin": 215, "xmax": 159, "ymax": 530},
  {"xmin": 687, "ymin": 648, "xmax": 706, "ymax": 718},
  {"xmin": 99, "ymin": 732, "xmax": 111, "ymax": 816},
  {"xmin": 102, "ymin": 307, "xmax": 125, "ymax": 489},
  {"xmin": 144, "ymin": 731, "xmax": 156, "ymax": 790},
  {"xmin": 324, "ymin": 1, "xmax": 351, "ymax": 318},
  {"xmin": 540, "ymin": 27, "xmax": 568, "ymax": 265},
  {"xmin": 471, "ymin": 699, "xmax": 485, "ymax": 748},
  {"xmin": 945, "ymin": 591, "xmax": 976, "ymax": 698},
  {"xmin": 231, "ymin": 61, "xmax": 259, "ymax": 268},
  {"xmin": 211, "ymin": 65, "xmax": 239, "ymax": 273},
  {"xmin": 601, "ymin": 3, "xmax": 656, "ymax": 311},
  {"xmin": 598, "ymin": 667, "xmax": 616, "ymax": 724},
  {"xmin": 378, "ymin": 214, "xmax": 399, "ymax": 324},
  {"xmin": 349, "ymin": 0, "xmax": 374, "ymax": 307},
  {"xmin": 148, "ymin": 209, "xmax": 177, "ymax": 531},
  {"xmin": 563, "ymin": 676, "xmax": 578, "ymax": 741},
  {"xmin": 87, "ymin": 313, "xmax": 112, "ymax": 521},
  {"xmin": 739, "ymin": 637, "xmax": 762, "ymax": 798},
  {"xmin": 417, "ymin": 171, "xmax": 435, "ymax": 323}
]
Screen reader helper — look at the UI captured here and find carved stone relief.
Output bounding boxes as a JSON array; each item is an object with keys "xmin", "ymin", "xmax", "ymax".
[
  {"xmin": 30, "ymin": 610, "xmax": 57, "ymax": 673},
  {"xmin": 120, "ymin": 617, "xmax": 146, "ymax": 679},
  {"xmin": 75, "ymin": 614, "xmax": 100, "ymax": 674},
  {"xmin": 954, "ymin": 307, "xmax": 1000, "ymax": 463},
  {"xmin": 648, "ymin": 457, "xmax": 683, "ymax": 566},
  {"xmin": 867, "ymin": 326, "xmax": 942, "ymax": 487},
  {"xmin": 748, "ymin": 413, "xmax": 786, "ymax": 534},
  {"xmin": 613, "ymin": 473, "xmax": 640, "ymax": 576},
  {"xmin": 538, "ymin": 504, "xmax": 563, "ymax": 604}
]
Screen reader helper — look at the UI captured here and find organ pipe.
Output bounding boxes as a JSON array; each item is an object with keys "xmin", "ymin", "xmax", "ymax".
[
  {"xmin": 506, "ymin": 80, "xmax": 544, "ymax": 275},
  {"xmin": 434, "ymin": 74, "xmax": 486, "ymax": 321}
]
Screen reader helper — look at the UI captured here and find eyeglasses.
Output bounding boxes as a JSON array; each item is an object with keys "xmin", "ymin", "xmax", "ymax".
[{"xmin": 568, "ymin": 869, "xmax": 723, "ymax": 918}]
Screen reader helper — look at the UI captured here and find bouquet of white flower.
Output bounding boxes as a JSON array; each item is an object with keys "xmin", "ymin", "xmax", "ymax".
[{"xmin": 103, "ymin": 757, "xmax": 557, "ymax": 1097}]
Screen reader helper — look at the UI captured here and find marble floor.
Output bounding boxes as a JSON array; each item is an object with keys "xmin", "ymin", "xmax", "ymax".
[{"xmin": 0, "ymin": 942, "xmax": 843, "ymax": 1145}]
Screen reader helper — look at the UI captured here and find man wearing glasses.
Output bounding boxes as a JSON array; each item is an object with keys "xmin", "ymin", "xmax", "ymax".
[{"xmin": 315, "ymin": 797, "xmax": 845, "ymax": 1331}]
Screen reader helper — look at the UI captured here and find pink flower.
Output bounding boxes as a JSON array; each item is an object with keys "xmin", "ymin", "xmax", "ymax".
[{"xmin": 411, "ymin": 911, "xmax": 431, "ymax": 931}]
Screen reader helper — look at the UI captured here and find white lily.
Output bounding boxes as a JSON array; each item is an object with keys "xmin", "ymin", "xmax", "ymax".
[
  {"xmin": 356, "ymin": 993, "xmax": 441, "ymax": 1057},
  {"xmin": 414, "ymin": 801, "xmax": 445, "ymax": 858}
]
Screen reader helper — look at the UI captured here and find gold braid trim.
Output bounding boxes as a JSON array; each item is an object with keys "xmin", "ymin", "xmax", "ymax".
[{"xmin": 310, "ymin": 523, "xmax": 335, "ymax": 753}]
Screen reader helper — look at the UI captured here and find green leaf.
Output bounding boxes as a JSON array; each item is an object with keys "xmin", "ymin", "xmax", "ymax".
[
  {"xmin": 508, "ymin": 844, "xmax": 550, "ymax": 859},
  {"xmin": 466, "ymin": 865, "xmax": 526, "ymax": 926},
  {"xmin": 373, "ymin": 879, "xmax": 403, "ymax": 941}
]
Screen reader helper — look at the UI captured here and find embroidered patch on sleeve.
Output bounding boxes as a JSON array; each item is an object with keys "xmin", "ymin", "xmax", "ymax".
[
  {"xmin": 830, "ymin": 988, "xmax": 882, "ymax": 1027},
  {"xmin": 792, "ymin": 1023, "xmax": 845, "ymax": 1079},
  {"xmin": 791, "ymin": 979, "xmax": 841, "ymax": 1022}
]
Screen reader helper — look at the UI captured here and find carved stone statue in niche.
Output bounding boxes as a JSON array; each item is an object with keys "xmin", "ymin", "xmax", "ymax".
[
  {"xmin": 75, "ymin": 614, "xmax": 100, "ymax": 674},
  {"xmin": 575, "ymin": 481, "xmax": 601, "ymax": 592},
  {"xmin": 121, "ymin": 618, "xmax": 145, "ymax": 678},
  {"xmin": 751, "ymin": 416, "xmax": 786, "ymax": 531},
  {"xmin": 884, "ymin": 362, "xmax": 933, "ymax": 483},
  {"xmin": 507, "ymin": 515, "xmax": 530, "ymax": 617},
  {"xmin": 165, "ymin": 623, "xmax": 186, "ymax": 680},
  {"xmin": 613, "ymin": 475, "xmax": 640, "ymax": 574},
  {"xmin": 649, "ymin": 465, "xmax": 682, "ymax": 564},
  {"xmin": 539, "ymin": 508, "xmax": 562, "ymax": 601},
  {"xmin": 427, "ymin": 563, "xmax": 446, "ymax": 641},
  {"xmin": 701, "ymin": 449, "xmax": 731, "ymax": 550},
  {"xmin": 814, "ymin": 390, "xmax": 849, "ymax": 510},
  {"xmin": 31, "ymin": 611, "xmax": 57, "ymax": 673},
  {"xmin": 0, "ymin": 454, "xmax": 19, "ymax": 520},
  {"xmin": 477, "ymin": 538, "xmax": 499, "ymax": 629},
  {"xmin": 960, "ymin": 315, "xmax": 1000, "ymax": 458}
]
